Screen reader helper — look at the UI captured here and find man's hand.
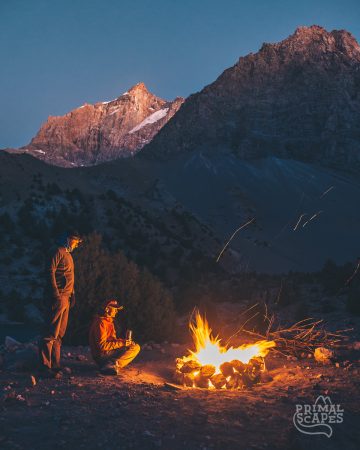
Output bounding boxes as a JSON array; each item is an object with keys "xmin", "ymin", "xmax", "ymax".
[
  {"xmin": 70, "ymin": 292, "xmax": 76, "ymax": 309},
  {"xmin": 118, "ymin": 339, "xmax": 133, "ymax": 347}
]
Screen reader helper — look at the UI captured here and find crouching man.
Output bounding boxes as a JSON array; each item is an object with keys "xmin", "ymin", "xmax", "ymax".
[{"xmin": 89, "ymin": 299, "xmax": 140, "ymax": 375}]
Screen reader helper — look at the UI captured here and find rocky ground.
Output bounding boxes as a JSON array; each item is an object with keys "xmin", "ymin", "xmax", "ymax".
[{"xmin": 0, "ymin": 342, "xmax": 359, "ymax": 450}]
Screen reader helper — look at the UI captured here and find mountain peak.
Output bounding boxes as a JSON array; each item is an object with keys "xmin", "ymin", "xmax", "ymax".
[
  {"xmin": 20, "ymin": 80, "xmax": 184, "ymax": 167},
  {"xmin": 128, "ymin": 82, "xmax": 150, "ymax": 95},
  {"xmin": 293, "ymin": 24, "xmax": 326, "ymax": 37},
  {"xmin": 257, "ymin": 25, "xmax": 360, "ymax": 60},
  {"xmin": 284, "ymin": 25, "xmax": 358, "ymax": 57},
  {"xmin": 143, "ymin": 26, "xmax": 360, "ymax": 173}
]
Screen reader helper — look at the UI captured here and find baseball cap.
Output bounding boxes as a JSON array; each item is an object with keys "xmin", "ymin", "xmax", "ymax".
[{"xmin": 103, "ymin": 299, "xmax": 124, "ymax": 310}]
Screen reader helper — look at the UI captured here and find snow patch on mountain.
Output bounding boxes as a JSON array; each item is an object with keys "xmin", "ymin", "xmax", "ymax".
[{"xmin": 129, "ymin": 108, "xmax": 169, "ymax": 134}]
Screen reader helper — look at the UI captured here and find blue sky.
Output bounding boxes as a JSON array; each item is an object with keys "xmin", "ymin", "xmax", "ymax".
[{"xmin": 1, "ymin": 0, "xmax": 359, "ymax": 147}]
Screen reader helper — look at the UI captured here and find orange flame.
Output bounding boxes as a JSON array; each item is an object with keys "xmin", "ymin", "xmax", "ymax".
[{"xmin": 183, "ymin": 311, "xmax": 275, "ymax": 374}]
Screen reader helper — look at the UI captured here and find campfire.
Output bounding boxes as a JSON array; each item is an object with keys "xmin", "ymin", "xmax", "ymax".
[{"xmin": 175, "ymin": 311, "xmax": 276, "ymax": 389}]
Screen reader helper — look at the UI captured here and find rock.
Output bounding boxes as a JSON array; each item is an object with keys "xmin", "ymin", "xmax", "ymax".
[
  {"xmin": 4, "ymin": 392, "xmax": 26, "ymax": 404},
  {"xmin": 194, "ymin": 374, "xmax": 210, "ymax": 389},
  {"xmin": 63, "ymin": 367, "xmax": 72, "ymax": 374},
  {"xmin": 210, "ymin": 373, "xmax": 226, "ymax": 389},
  {"xmin": 76, "ymin": 355, "xmax": 86, "ymax": 361},
  {"xmin": 314, "ymin": 347, "xmax": 334, "ymax": 364},
  {"xmin": 5, "ymin": 345, "xmax": 38, "ymax": 371},
  {"xmin": 23, "ymin": 303, "xmax": 44, "ymax": 324},
  {"xmin": 180, "ymin": 360, "xmax": 201, "ymax": 373},
  {"xmin": 183, "ymin": 373, "xmax": 195, "ymax": 387},
  {"xmin": 5, "ymin": 336, "xmax": 21, "ymax": 351},
  {"xmin": 231, "ymin": 360, "xmax": 246, "ymax": 373},
  {"xmin": 199, "ymin": 365, "xmax": 216, "ymax": 378},
  {"xmin": 220, "ymin": 362, "xmax": 234, "ymax": 377},
  {"xmin": 226, "ymin": 373, "xmax": 241, "ymax": 389}
]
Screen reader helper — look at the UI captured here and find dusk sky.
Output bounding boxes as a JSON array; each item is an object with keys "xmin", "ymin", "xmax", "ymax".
[{"xmin": 1, "ymin": 0, "xmax": 359, "ymax": 148}]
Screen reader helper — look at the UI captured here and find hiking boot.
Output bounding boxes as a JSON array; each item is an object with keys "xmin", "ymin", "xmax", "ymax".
[
  {"xmin": 100, "ymin": 364, "xmax": 117, "ymax": 375},
  {"xmin": 52, "ymin": 368, "xmax": 64, "ymax": 379},
  {"xmin": 38, "ymin": 367, "xmax": 58, "ymax": 379}
]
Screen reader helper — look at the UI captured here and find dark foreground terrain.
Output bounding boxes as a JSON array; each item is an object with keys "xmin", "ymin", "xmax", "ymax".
[{"xmin": 0, "ymin": 343, "xmax": 359, "ymax": 450}]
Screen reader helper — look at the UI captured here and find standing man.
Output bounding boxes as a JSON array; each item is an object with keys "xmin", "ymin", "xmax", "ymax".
[
  {"xmin": 89, "ymin": 299, "xmax": 140, "ymax": 375},
  {"xmin": 38, "ymin": 230, "xmax": 82, "ymax": 377}
]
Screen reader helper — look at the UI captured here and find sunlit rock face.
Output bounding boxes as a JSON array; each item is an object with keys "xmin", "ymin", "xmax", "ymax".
[
  {"xmin": 143, "ymin": 26, "xmax": 360, "ymax": 173},
  {"xmin": 21, "ymin": 82, "xmax": 184, "ymax": 167}
]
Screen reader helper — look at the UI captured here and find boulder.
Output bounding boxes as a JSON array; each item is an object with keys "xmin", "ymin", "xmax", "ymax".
[
  {"xmin": 5, "ymin": 344, "xmax": 38, "ymax": 371},
  {"xmin": 5, "ymin": 336, "xmax": 21, "ymax": 351},
  {"xmin": 314, "ymin": 347, "xmax": 334, "ymax": 364}
]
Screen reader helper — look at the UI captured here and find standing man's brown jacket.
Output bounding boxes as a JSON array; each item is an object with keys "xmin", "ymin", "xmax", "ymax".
[
  {"xmin": 38, "ymin": 231, "xmax": 82, "ymax": 376},
  {"xmin": 50, "ymin": 246, "xmax": 75, "ymax": 300}
]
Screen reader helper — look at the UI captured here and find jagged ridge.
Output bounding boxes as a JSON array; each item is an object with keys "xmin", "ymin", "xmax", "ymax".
[
  {"xmin": 142, "ymin": 26, "xmax": 360, "ymax": 173},
  {"xmin": 19, "ymin": 82, "xmax": 184, "ymax": 167}
]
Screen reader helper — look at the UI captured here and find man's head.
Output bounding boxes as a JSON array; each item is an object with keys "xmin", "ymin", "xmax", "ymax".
[
  {"xmin": 58, "ymin": 230, "xmax": 82, "ymax": 252},
  {"xmin": 102, "ymin": 299, "xmax": 124, "ymax": 318}
]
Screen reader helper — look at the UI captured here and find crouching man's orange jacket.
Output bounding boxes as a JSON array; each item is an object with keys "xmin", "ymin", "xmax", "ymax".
[{"xmin": 89, "ymin": 315, "xmax": 125, "ymax": 360}]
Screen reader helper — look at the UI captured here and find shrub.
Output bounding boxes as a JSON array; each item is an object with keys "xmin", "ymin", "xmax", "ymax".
[
  {"xmin": 320, "ymin": 259, "xmax": 351, "ymax": 295},
  {"xmin": 347, "ymin": 278, "xmax": 360, "ymax": 315},
  {"xmin": 67, "ymin": 233, "xmax": 176, "ymax": 344}
]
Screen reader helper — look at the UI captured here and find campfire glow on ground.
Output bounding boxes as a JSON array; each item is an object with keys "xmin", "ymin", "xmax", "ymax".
[{"xmin": 175, "ymin": 311, "xmax": 276, "ymax": 389}]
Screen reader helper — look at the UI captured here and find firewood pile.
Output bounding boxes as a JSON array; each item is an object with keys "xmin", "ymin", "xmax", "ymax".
[{"xmin": 174, "ymin": 356, "xmax": 265, "ymax": 390}]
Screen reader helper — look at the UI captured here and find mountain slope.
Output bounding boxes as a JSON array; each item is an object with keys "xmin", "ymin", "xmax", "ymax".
[
  {"xmin": 143, "ymin": 26, "xmax": 360, "ymax": 173},
  {"xmin": 136, "ymin": 152, "xmax": 360, "ymax": 272},
  {"xmin": 1, "ymin": 26, "xmax": 360, "ymax": 274},
  {"xmin": 16, "ymin": 83, "xmax": 184, "ymax": 167}
]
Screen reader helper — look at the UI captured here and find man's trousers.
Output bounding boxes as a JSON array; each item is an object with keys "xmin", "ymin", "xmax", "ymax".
[
  {"xmin": 95, "ymin": 343, "xmax": 141, "ymax": 369},
  {"xmin": 38, "ymin": 296, "xmax": 70, "ymax": 369}
]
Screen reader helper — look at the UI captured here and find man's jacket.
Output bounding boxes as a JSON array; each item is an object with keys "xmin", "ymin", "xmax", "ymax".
[
  {"xmin": 89, "ymin": 315, "xmax": 125, "ymax": 359},
  {"xmin": 50, "ymin": 247, "xmax": 75, "ymax": 299}
]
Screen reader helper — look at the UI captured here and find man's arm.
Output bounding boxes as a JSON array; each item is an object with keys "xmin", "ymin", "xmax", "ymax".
[
  {"xmin": 49, "ymin": 249, "xmax": 62, "ymax": 300},
  {"xmin": 97, "ymin": 322, "xmax": 125, "ymax": 353}
]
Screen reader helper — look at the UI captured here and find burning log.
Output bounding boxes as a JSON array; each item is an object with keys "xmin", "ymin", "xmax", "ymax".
[
  {"xmin": 174, "ymin": 310, "xmax": 275, "ymax": 390},
  {"xmin": 230, "ymin": 360, "xmax": 246, "ymax": 373},
  {"xmin": 210, "ymin": 373, "xmax": 226, "ymax": 389},
  {"xmin": 194, "ymin": 374, "xmax": 210, "ymax": 389},
  {"xmin": 220, "ymin": 362, "xmax": 234, "ymax": 377},
  {"xmin": 241, "ymin": 371, "xmax": 255, "ymax": 388},
  {"xmin": 200, "ymin": 364, "xmax": 216, "ymax": 378},
  {"xmin": 183, "ymin": 373, "xmax": 196, "ymax": 387},
  {"xmin": 180, "ymin": 360, "xmax": 201, "ymax": 373}
]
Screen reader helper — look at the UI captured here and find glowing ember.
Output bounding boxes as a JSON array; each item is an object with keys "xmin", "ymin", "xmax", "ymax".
[{"xmin": 175, "ymin": 311, "xmax": 276, "ymax": 389}]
